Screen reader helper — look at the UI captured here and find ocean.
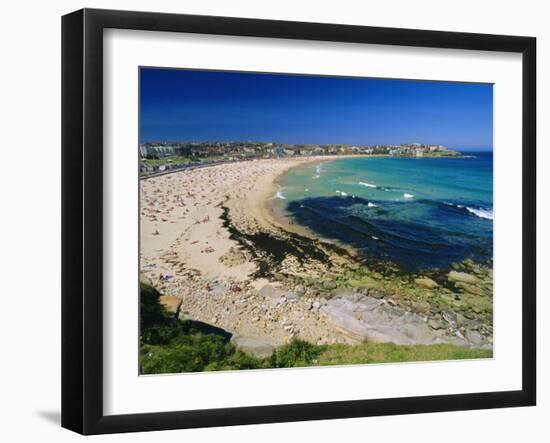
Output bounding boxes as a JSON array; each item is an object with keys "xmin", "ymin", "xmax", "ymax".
[{"xmin": 275, "ymin": 152, "xmax": 493, "ymax": 272}]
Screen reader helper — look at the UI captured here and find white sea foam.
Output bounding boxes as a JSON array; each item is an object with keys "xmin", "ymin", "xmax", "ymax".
[
  {"xmin": 444, "ymin": 201, "xmax": 493, "ymax": 220},
  {"xmin": 359, "ymin": 181, "xmax": 377, "ymax": 188},
  {"xmin": 466, "ymin": 207, "xmax": 493, "ymax": 220},
  {"xmin": 444, "ymin": 201, "xmax": 464, "ymax": 208},
  {"xmin": 340, "ymin": 192, "xmax": 348, "ymax": 196},
  {"xmin": 403, "ymin": 193, "xmax": 414, "ymax": 199},
  {"xmin": 367, "ymin": 202, "xmax": 378, "ymax": 208}
]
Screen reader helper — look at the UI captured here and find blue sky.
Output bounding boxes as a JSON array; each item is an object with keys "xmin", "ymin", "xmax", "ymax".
[{"xmin": 140, "ymin": 68, "xmax": 493, "ymax": 151}]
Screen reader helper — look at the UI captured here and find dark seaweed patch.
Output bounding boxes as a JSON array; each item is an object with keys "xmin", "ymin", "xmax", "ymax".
[{"xmin": 220, "ymin": 206, "xmax": 351, "ymax": 279}]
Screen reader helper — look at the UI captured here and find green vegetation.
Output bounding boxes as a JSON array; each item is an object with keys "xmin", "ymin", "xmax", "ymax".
[
  {"xmin": 140, "ymin": 154, "xmax": 231, "ymax": 168},
  {"xmin": 140, "ymin": 155, "xmax": 194, "ymax": 167},
  {"xmin": 139, "ymin": 283, "xmax": 492, "ymax": 375},
  {"xmin": 316, "ymin": 342, "xmax": 491, "ymax": 366}
]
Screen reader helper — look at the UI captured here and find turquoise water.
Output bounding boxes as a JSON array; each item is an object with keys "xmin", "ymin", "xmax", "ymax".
[{"xmin": 276, "ymin": 153, "xmax": 493, "ymax": 272}]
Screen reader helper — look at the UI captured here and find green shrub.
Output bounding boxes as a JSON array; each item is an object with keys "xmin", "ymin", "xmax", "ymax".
[
  {"xmin": 271, "ymin": 340, "xmax": 326, "ymax": 368},
  {"xmin": 140, "ymin": 282, "xmax": 169, "ymax": 330},
  {"xmin": 140, "ymin": 283, "xmax": 182, "ymax": 345}
]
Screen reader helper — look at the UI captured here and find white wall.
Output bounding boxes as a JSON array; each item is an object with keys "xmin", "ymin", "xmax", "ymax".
[{"xmin": 0, "ymin": 0, "xmax": 546, "ymax": 441}]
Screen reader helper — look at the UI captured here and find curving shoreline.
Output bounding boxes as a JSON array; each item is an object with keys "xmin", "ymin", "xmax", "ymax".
[{"xmin": 140, "ymin": 156, "xmax": 493, "ymax": 353}]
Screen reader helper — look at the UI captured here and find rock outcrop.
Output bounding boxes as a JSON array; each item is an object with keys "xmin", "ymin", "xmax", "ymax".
[{"xmin": 323, "ymin": 291, "xmax": 490, "ymax": 349}]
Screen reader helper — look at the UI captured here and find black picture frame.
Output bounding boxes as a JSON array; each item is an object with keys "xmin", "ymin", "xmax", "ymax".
[{"xmin": 61, "ymin": 8, "xmax": 536, "ymax": 435}]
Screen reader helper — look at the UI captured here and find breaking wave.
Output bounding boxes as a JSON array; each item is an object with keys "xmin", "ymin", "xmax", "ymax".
[{"xmin": 359, "ymin": 181, "xmax": 377, "ymax": 188}]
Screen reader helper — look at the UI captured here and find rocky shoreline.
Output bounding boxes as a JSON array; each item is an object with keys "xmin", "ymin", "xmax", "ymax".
[{"xmin": 221, "ymin": 206, "xmax": 493, "ymax": 350}]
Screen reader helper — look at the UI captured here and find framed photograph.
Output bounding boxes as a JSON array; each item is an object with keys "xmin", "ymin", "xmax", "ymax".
[{"xmin": 61, "ymin": 8, "xmax": 536, "ymax": 435}]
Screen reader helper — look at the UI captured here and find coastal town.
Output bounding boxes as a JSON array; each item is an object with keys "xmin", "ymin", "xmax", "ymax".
[{"xmin": 139, "ymin": 141, "xmax": 460, "ymax": 175}]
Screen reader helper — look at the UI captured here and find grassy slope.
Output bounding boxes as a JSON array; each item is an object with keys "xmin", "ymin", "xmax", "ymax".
[
  {"xmin": 317, "ymin": 342, "xmax": 491, "ymax": 366},
  {"xmin": 139, "ymin": 283, "xmax": 491, "ymax": 375}
]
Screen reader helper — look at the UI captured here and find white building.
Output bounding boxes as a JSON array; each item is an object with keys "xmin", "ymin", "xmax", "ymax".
[{"xmin": 139, "ymin": 144, "xmax": 149, "ymax": 158}]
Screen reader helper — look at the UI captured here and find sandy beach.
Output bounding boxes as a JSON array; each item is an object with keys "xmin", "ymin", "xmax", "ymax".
[{"xmin": 140, "ymin": 156, "xmax": 493, "ymax": 353}]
